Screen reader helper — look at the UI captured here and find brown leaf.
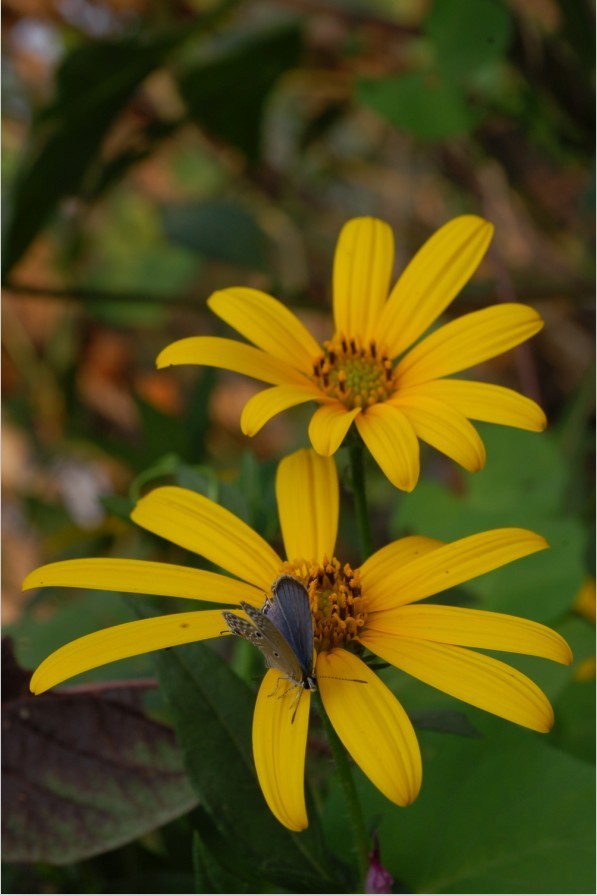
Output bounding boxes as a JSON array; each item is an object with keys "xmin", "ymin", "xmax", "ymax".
[{"xmin": 1, "ymin": 639, "xmax": 197, "ymax": 864}]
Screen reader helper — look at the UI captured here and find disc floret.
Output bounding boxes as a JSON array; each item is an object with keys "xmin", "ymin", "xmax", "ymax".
[
  {"xmin": 279, "ymin": 557, "xmax": 367, "ymax": 652},
  {"xmin": 312, "ymin": 336, "xmax": 395, "ymax": 410}
]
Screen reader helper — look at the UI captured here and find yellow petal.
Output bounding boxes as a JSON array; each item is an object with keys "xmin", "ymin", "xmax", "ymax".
[
  {"xmin": 398, "ymin": 379, "xmax": 547, "ymax": 431},
  {"xmin": 308, "ymin": 403, "xmax": 361, "ymax": 456},
  {"xmin": 208, "ymin": 287, "xmax": 321, "ymax": 375},
  {"xmin": 22, "ymin": 559, "xmax": 265, "ymax": 605},
  {"xmin": 131, "ymin": 486, "xmax": 281, "ymax": 591},
  {"xmin": 252, "ymin": 668, "xmax": 311, "ymax": 831},
  {"xmin": 375, "ymin": 216, "xmax": 493, "ymax": 357},
  {"xmin": 360, "ymin": 535, "xmax": 444, "ymax": 596},
  {"xmin": 30, "ymin": 610, "xmax": 227, "ymax": 694},
  {"xmin": 333, "ymin": 217, "xmax": 394, "ymax": 343},
  {"xmin": 240, "ymin": 384, "xmax": 321, "ymax": 437},
  {"xmin": 359, "ymin": 633, "xmax": 554, "ymax": 732},
  {"xmin": 317, "ymin": 649, "xmax": 422, "ymax": 806},
  {"xmin": 156, "ymin": 336, "xmax": 308, "ymax": 387},
  {"xmin": 392, "ymin": 394, "xmax": 486, "ymax": 472},
  {"xmin": 366, "ymin": 604, "xmax": 573, "ymax": 665},
  {"xmin": 365, "ymin": 528, "xmax": 548, "ymax": 613},
  {"xmin": 276, "ymin": 449, "xmax": 339, "ymax": 563},
  {"xmin": 396, "ymin": 304, "xmax": 544, "ymax": 388},
  {"xmin": 355, "ymin": 404, "xmax": 420, "ymax": 492}
]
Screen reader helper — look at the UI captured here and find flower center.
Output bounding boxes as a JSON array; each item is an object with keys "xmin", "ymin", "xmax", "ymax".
[
  {"xmin": 279, "ymin": 557, "xmax": 367, "ymax": 652},
  {"xmin": 311, "ymin": 336, "xmax": 396, "ymax": 410}
]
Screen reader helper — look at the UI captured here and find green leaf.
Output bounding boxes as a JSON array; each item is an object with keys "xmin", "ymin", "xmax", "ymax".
[
  {"xmin": 162, "ymin": 200, "xmax": 268, "ymax": 270},
  {"xmin": 99, "ymin": 494, "xmax": 136, "ymax": 521},
  {"xmin": 153, "ymin": 641, "xmax": 341, "ymax": 892},
  {"xmin": 425, "ymin": 0, "xmax": 513, "ymax": 83},
  {"xmin": 404, "ymin": 728, "xmax": 595, "ymax": 893},
  {"xmin": 357, "ymin": 73, "xmax": 482, "ymax": 141},
  {"xmin": 176, "ymin": 21, "xmax": 303, "ymax": 160},
  {"xmin": 552, "ymin": 677, "xmax": 596, "ymax": 764},
  {"xmin": 8, "ymin": 591, "xmax": 150, "ymax": 679},
  {"xmin": 467, "ymin": 426, "xmax": 570, "ymax": 519},
  {"xmin": 130, "ymin": 452, "xmax": 182, "ymax": 502},
  {"xmin": 323, "ymin": 721, "xmax": 596, "ymax": 894},
  {"xmin": 550, "ymin": 616, "xmax": 597, "ymax": 763},
  {"xmin": 1, "ymin": 639, "xmax": 197, "ymax": 864},
  {"xmin": 393, "ymin": 427, "xmax": 587, "ymax": 623},
  {"xmin": 471, "ymin": 517, "xmax": 586, "ymax": 622},
  {"xmin": 174, "ymin": 462, "xmax": 219, "ymax": 502}
]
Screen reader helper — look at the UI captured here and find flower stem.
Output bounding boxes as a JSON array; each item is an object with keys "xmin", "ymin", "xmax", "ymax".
[
  {"xmin": 348, "ymin": 438, "xmax": 373, "ymax": 560},
  {"xmin": 314, "ymin": 692, "xmax": 369, "ymax": 890}
]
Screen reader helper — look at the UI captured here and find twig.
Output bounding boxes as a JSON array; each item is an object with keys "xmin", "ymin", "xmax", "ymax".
[
  {"xmin": 262, "ymin": 0, "xmax": 417, "ymax": 34},
  {"xmin": 5, "ymin": 277, "xmax": 592, "ymax": 313},
  {"xmin": 3, "ymin": 281, "xmax": 200, "ymax": 309}
]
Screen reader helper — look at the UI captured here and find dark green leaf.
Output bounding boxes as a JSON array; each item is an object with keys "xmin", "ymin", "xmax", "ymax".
[
  {"xmin": 176, "ymin": 21, "xmax": 303, "ymax": 160},
  {"xmin": 2, "ymin": 38, "xmax": 165, "ymax": 278},
  {"xmin": 357, "ymin": 73, "xmax": 482, "ymax": 141},
  {"xmin": 323, "ymin": 721, "xmax": 596, "ymax": 894},
  {"xmin": 472, "ymin": 517, "xmax": 586, "ymax": 621},
  {"xmin": 1, "ymin": 639, "xmax": 197, "ymax": 864},
  {"xmin": 192, "ymin": 824, "xmax": 258, "ymax": 893},
  {"xmin": 393, "ymin": 428, "xmax": 587, "ymax": 622},
  {"xmin": 2, "ymin": 1, "xmax": 239, "ymax": 277},
  {"xmin": 425, "ymin": 0, "xmax": 513, "ymax": 82},
  {"xmin": 400, "ymin": 727, "xmax": 596, "ymax": 893},
  {"xmin": 153, "ymin": 641, "xmax": 341, "ymax": 892},
  {"xmin": 162, "ymin": 200, "xmax": 268, "ymax": 270}
]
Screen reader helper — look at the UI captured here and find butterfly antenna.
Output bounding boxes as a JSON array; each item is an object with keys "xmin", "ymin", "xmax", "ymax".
[
  {"xmin": 316, "ymin": 675, "xmax": 368, "ymax": 684},
  {"xmin": 290, "ymin": 687, "xmax": 303, "ymax": 724}
]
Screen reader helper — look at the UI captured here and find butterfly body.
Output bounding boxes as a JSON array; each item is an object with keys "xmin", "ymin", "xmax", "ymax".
[{"xmin": 222, "ymin": 575, "xmax": 316, "ymax": 693}]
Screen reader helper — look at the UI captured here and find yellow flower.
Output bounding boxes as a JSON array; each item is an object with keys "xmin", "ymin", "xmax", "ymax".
[
  {"xmin": 158, "ymin": 216, "xmax": 546, "ymax": 490},
  {"xmin": 24, "ymin": 450, "xmax": 570, "ymax": 831}
]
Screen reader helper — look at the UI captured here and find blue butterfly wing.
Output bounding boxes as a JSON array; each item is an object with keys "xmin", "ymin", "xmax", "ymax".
[{"xmin": 265, "ymin": 576, "xmax": 314, "ymax": 677}]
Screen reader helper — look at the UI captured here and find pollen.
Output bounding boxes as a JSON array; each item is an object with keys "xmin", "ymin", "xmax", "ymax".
[
  {"xmin": 311, "ymin": 336, "xmax": 396, "ymax": 410},
  {"xmin": 279, "ymin": 557, "xmax": 367, "ymax": 652}
]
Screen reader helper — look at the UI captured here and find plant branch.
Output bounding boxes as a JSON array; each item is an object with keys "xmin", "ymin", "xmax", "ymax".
[
  {"xmin": 314, "ymin": 691, "xmax": 369, "ymax": 890},
  {"xmin": 348, "ymin": 438, "xmax": 373, "ymax": 560}
]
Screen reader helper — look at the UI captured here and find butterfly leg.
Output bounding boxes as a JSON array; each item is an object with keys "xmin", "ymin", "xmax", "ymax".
[{"xmin": 268, "ymin": 676, "xmax": 293, "ymax": 699}]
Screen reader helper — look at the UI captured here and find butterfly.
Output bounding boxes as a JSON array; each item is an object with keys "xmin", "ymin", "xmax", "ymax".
[{"xmin": 222, "ymin": 575, "xmax": 317, "ymax": 717}]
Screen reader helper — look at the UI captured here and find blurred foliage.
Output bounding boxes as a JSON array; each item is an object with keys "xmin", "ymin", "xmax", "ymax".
[{"xmin": 2, "ymin": 0, "xmax": 594, "ymax": 892}]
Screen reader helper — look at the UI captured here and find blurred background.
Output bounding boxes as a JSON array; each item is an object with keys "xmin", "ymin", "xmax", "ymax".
[{"xmin": 2, "ymin": 0, "xmax": 595, "ymax": 892}]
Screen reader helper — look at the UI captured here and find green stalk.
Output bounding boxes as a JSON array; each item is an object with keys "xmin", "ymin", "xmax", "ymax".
[
  {"xmin": 348, "ymin": 439, "xmax": 373, "ymax": 561},
  {"xmin": 314, "ymin": 692, "xmax": 369, "ymax": 890}
]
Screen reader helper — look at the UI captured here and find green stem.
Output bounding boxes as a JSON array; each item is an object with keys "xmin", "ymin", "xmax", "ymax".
[
  {"xmin": 348, "ymin": 439, "xmax": 373, "ymax": 560},
  {"xmin": 315, "ymin": 692, "xmax": 369, "ymax": 890}
]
